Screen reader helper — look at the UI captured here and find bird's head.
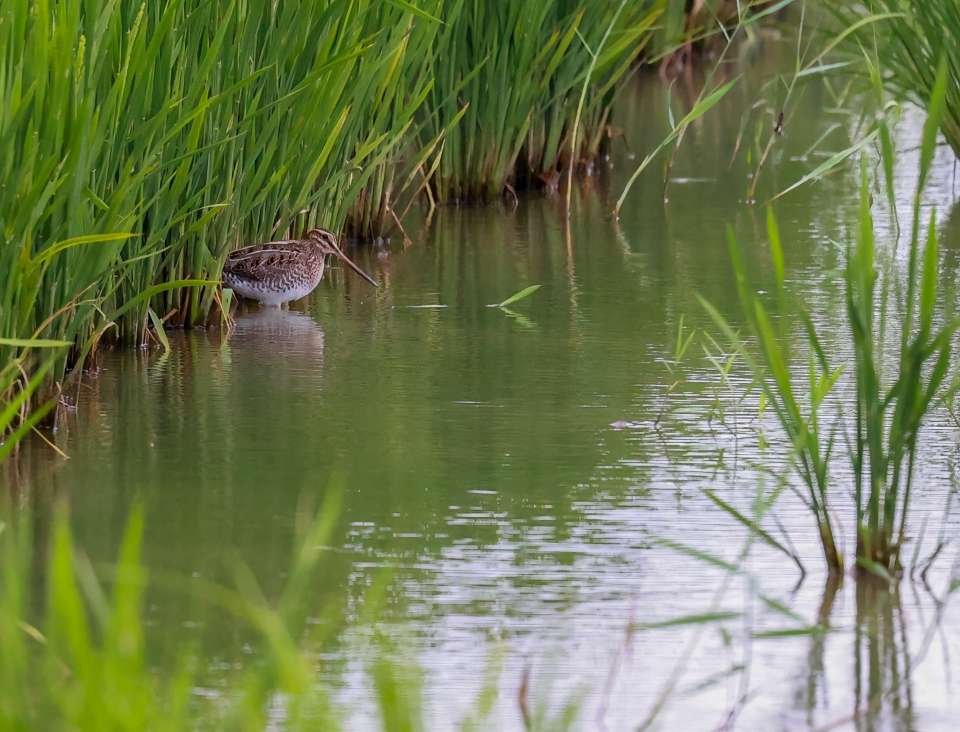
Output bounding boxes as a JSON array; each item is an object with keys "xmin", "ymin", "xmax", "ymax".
[{"xmin": 306, "ymin": 228, "xmax": 379, "ymax": 287}]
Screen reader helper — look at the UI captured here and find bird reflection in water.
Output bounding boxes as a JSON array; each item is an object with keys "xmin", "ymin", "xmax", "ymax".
[{"xmin": 227, "ymin": 308, "xmax": 326, "ymax": 370}]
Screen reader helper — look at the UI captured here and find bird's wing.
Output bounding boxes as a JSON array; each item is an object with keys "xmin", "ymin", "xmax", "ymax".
[{"xmin": 223, "ymin": 240, "xmax": 306, "ymax": 280}]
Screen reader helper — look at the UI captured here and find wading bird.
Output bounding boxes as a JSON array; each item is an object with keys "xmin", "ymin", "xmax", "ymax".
[{"xmin": 223, "ymin": 228, "xmax": 378, "ymax": 307}]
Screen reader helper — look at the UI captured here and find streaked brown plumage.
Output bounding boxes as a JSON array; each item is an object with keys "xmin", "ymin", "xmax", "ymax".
[{"xmin": 222, "ymin": 228, "xmax": 378, "ymax": 306}]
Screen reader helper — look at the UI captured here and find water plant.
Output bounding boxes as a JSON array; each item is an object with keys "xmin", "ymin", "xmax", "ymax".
[
  {"xmin": 0, "ymin": 0, "xmax": 441, "ymax": 410},
  {"xmin": 0, "ymin": 348, "xmax": 65, "ymax": 463},
  {"xmin": 340, "ymin": 0, "xmax": 447, "ymax": 242},
  {"xmin": 701, "ymin": 62, "xmax": 958, "ymax": 576},
  {"xmin": 2, "ymin": 0, "xmax": 755, "ymax": 424},
  {"xmin": 416, "ymin": 0, "xmax": 663, "ymax": 203},
  {"xmin": 0, "ymin": 498, "xmax": 393, "ymax": 729},
  {"xmin": 831, "ymin": 0, "xmax": 960, "ymax": 156}
]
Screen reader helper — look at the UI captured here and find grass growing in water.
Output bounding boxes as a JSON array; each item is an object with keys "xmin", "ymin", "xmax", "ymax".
[
  {"xmin": 0, "ymin": 501, "xmax": 588, "ymax": 730},
  {"xmin": 341, "ymin": 0, "xmax": 449, "ymax": 242},
  {"xmin": 416, "ymin": 0, "xmax": 662, "ymax": 203},
  {"xmin": 0, "ymin": 500, "xmax": 402, "ymax": 730},
  {"xmin": 831, "ymin": 0, "xmax": 960, "ymax": 156},
  {"xmin": 1, "ymin": 0, "xmax": 739, "ymax": 431},
  {"xmin": 702, "ymin": 62, "xmax": 959, "ymax": 576},
  {"xmin": 0, "ymin": 0, "xmax": 450, "ymax": 424},
  {"xmin": 0, "ymin": 347, "xmax": 66, "ymax": 463}
]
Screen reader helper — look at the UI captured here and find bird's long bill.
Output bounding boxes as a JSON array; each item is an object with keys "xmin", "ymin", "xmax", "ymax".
[{"xmin": 335, "ymin": 248, "xmax": 379, "ymax": 287}]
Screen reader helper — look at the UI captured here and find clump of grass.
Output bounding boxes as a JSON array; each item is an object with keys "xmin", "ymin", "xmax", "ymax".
[
  {"xmin": 831, "ymin": 0, "xmax": 960, "ymax": 156},
  {"xmin": 0, "ymin": 0, "xmax": 788, "ymax": 427},
  {"xmin": 0, "ymin": 498, "xmax": 383, "ymax": 729},
  {"xmin": 702, "ymin": 62, "xmax": 959, "ymax": 576},
  {"xmin": 417, "ymin": 0, "xmax": 662, "ymax": 204},
  {"xmin": 0, "ymin": 498, "xmax": 592, "ymax": 730},
  {"xmin": 0, "ymin": 347, "xmax": 65, "ymax": 462},
  {"xmin": 341, "ymin": 1, "xmax": 447, "ymax": 243},
  {"xmin": 0, "ymin": 1, "xmax": 438, "ymax": 404}
]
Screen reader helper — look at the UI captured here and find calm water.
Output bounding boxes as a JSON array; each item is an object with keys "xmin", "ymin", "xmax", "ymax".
[{"xmin": 13, "ymin": 41, "xmax": 960, "ymax": 731}]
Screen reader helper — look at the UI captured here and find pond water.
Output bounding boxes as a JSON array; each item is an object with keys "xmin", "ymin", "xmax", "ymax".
[{"xmin": 13, "ymin": 34, "xmax": 960, "ymax": 731}]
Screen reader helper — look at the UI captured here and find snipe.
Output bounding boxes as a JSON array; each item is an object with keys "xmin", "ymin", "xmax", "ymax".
[{"xmin": 223, "ymin": 228, "xmax": 378, "ymax": 306}]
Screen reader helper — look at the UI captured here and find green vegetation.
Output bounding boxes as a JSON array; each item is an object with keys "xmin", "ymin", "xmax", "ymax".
[
  {"xmin": 702, "ymin": 64, "xmax": 959, "ymax": 576},
  {"xmin": 0, "ymin": 345, "xmax": 65, "ymax": 463},
  {"xmin": 7, "ymin": 4, "xmax": 960, "ymax": 726},
  {"xmin": 2, "ymin": 0, "xmax": 718, "ymax": 432},
  {"xmin": 832, "ymin": 0, "xmax": 960, "ymax": 155},
  {"xmin": 0, "ymin": 502, "xmax": 567, "ymax": 730},
  {"xmin": 0, "ymin": 500, "xmax": 406, "ymax": 730},
  {"xmin": 1, "ymin": 0, "xmax": 439, "ymax": 403},
  {"xmin": 341, "ymin": 0, "xmax": 447, "ymax": 242},
  {"xmin": 415, "ymin": 0, "xmax": 662, "ymax": 203}
]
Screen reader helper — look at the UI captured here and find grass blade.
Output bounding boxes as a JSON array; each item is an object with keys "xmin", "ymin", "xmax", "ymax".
[{"xmin": 490, "ymin": 284, "xmax": 542, "ymax": 308}]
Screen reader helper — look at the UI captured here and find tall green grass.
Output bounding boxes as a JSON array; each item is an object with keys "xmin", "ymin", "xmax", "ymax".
[
  {"xmin": 831, "ymin": 0, "xmax": 960, "ymax": 156},
  {"xmin": 0, "ymin": 0, "xmax": 757, "ymax": 434},
  {"xmin": 0, "ymin": 501, "xmax": 581, "ymax": 730},
  {"xmin": 0, "ymin": 345, "xmax": 66, "ymax": 464},
  {"xmin": 341, "ymin": 0, "xmax": 447, "ymax": 242},
  {"xmin": 0, "ymin": 500, "xmax": 387, "ymax": 729},
  {"xmin": 702, "ymin": 63, "xmax": 959, "ymax": 576},
  {"xmin": 416, "ymin": 0, "xmax": 662, "ymax": 203},
  {"xmin": 0, "ymin": 0, "xmax": 444, "ymax": 416}
]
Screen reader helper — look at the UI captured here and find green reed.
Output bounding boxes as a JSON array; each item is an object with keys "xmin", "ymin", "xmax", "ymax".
[
  {"xmin": 0, "ymin": 0, "xmax": 431, "ymax": 374},
  {"xmin": 0, "ymin": 0, "xmax": 762, "ymax": 432},
  {"xmin": 0, "ymin": 346, "xmax": 65, "ymax": 463},
  {"xmin": 702, "ymin": 62, "xmax": 958, "ymax": 576},
  {"xmin": 341, "ymin": 1, "xmax": 446, "ymax": 242},
  {"xmin": 416, "ymin": 0, "xmax": 662, "ymax": 203},
  {"xmin": 0, "ymin": 500, "xmax": 579, "ymax": 730},
  {"xmin": 0, "ymin": 496, "xmax": 353, "ymax": 730},
  {"xmin": 831, "ymin": 0, "xmax": 960, "ymax": 156},
  {"xmin": 106, "ymin": 0, "xmax": 433, "ymax": 335}
]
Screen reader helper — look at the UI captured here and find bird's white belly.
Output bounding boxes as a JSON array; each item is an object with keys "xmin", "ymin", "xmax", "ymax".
[{"xmin": 225, "ymin": 274, "xmax": 320, "ymax": 306}]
